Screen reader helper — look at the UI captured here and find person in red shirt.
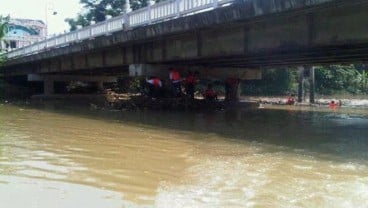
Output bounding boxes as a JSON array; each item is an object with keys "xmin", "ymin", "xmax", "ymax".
[
  {"xmin": 329, "ymin": 100, "xmax": 339, "ymax": 109},
  {"xmin": 204, "ymin": 84, "xmax": 217, "ymax": 101},
  {"xmin": 146, "ymin": 76, "xmax": 162, "ymax": 97},
  {"xmin": 169, "ymin": 68, "xmax": 182, "ymax": 97},
  {"xmin": 184, "ymin": 71, "xmax": 198, "ymax": 99},
  {"xmin": 286, "ymin": 94, "xmax": 295, "ymax": 105}
]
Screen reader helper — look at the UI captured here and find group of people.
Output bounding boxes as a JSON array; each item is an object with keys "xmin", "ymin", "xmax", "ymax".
[
  {"xmin": 144, "ymin": 68, "xmax": 218, "ymax": 101},
  {"xmin": 285, "ymin": 94, "xmax": 343, "ymax": 109}
]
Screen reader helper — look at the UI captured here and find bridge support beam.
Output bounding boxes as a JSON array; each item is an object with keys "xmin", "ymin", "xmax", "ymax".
[
  {"xmin": 44, "ymin": 79, "xmax": 55, "ymax": 95},
  {"xmin": 225, "ymin": 77, "xmax": 240, "ymax": 102},
  {"xmin": 96, "ymin": 81, "xmax": 104, "ymax": 91}
]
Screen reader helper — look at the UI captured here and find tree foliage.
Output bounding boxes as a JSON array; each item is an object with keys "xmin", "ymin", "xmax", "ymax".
[
  {"xmin": 65, "ymin": 0, "xmax": 156, "ymax": 31},
  {"xmin": 0, "ymin": 15, "xmax": 9, "ymax": 45},
  {"xmin": 315, "ymin": 64, "xmax": 368, "ymax": 95},
  {"xmin": 0, "ymin": 15, "xmax": 9, "ymax": 65},
  {"xmin": 243, "ymin": 68, "xmax": 296, "ymax": 95},
  {"xmin": 242, "ymin": 65, "xmax": 368, "ymax": 96},
  {"xmin": 66, "ymin": 0, "xmax": 123, "ymax": 31}
]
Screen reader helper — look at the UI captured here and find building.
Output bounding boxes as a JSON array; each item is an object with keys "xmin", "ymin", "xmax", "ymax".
[{"xmin": 0, "ymin": 18, "xmax": 46, "ymax": 52}]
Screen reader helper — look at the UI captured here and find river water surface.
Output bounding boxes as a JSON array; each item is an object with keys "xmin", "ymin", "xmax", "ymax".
[{"xmin": 1, "ymin": 102, "xmax": 368, "ymax": 207}]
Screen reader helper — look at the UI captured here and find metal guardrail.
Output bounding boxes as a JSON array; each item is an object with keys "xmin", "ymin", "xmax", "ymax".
[{"xmin": 5, "ymin": 0, "xmax": 234, "ymax": 59}]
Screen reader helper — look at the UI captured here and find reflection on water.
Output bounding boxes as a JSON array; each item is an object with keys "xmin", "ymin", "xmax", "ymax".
[{"xmin": 1, "ymin": 102, "xmax": 368, "ymax": 207}]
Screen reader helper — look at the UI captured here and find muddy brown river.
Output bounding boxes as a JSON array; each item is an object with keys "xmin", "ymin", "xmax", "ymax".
[{"xmin": 1, "ymin": 102, "xmax": 368, "ymax": 207}]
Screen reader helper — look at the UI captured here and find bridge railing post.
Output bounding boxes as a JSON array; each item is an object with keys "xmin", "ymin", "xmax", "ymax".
[
  {"xmin": 213, "ymin": 0, "xmax": 219, "ymax": 8},
  {"xmin": 148, "ymin": 0, "xmax": 155, "ymax": 24},
  {"xmin": 123, "ymin": 13, "xmax": 130, "ymax": 31},
  {"xmin": 148, "ymin": 4, "xmax": 152, "ymax": 24},
  {"xmin": 88, "ymin": 27, "xmax": 92, "ymax": 39},
  {"xmin": 176, "ymin": 0, "xmax": 181, "ymax": 17},
  {"xmin": 123, "ymin": 0, "xmax": 132, "ymax": 30},
  {"xmin": 105, "ymin": 21, "xmax": 109, "ymax": 33},
  {"xmin": 77, "ymin": 32, "xmax": 80, "ymax": 41}
]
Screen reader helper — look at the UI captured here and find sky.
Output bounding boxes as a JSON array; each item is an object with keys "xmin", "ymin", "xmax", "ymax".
[{"xmin": 0, "ymin": 0, "xmax": 83, "ymax": 35}]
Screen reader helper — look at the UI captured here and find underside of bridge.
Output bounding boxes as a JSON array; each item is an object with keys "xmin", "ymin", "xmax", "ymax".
[
  {"xmin": 2, "ymin": 0, "xmax": 368, "ymax": 75},
  {"xmin": 1, "ymin": 0, "xmax": 368, "ymax": 100}
]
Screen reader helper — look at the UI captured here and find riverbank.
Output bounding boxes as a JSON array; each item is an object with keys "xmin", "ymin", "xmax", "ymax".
[
  {"xmin": 4, "ymin": 89, "xmax": 367, "ymax": 110},
  {"xmin": 247, "ymin": 95, "xmax": 368, "ymax": 107}
]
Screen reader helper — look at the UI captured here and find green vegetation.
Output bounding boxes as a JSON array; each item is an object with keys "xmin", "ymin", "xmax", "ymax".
[
  {"xmin": 66, "ymin": 0, "xmax": 124, "ymax": 31},
  {"xmin": 0, "ymin": 15, "xmax": 9, "ymax": 40},
  {"xmin": 243, "ymin": 68, "xmax": 297, "ymax": 95},
  {"xmin": 0, "ymin": 15, "xmax": 9, "ymax": 65},
  {"xmin": 243, "ymin": 64, "xmax": 368, "ymax": 96},
  {"xmin": 0, "ymin": 15, "xmax": 10, "ymax": 98},
  {"xmin": 66, "ymin": 0, "xmax": 162, "ymax": 31},
  {"xmin": 315, "ymin": 65, "xmax": 368, "ymax": 95}
]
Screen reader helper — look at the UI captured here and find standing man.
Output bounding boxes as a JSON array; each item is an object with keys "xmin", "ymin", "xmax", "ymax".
[
  {"xmin": 184, "ymin": 71, "xmax": 197, "ymax": 99},
  {"xmin": 146, "ymin": 76, "xmax": 163, "ymax": 97},
  {"xmin": 169, "ymin": 67, "xmax": 182, "ymax": 97}
]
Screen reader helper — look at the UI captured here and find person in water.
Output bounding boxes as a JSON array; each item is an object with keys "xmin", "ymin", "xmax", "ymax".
[
  {"xmin": 329, "ymin": 100, "xmax": 341, "ymax": 109},
  {"xmin": 286, "ymin": 94, "xmax": 295, "ymax": 105}
]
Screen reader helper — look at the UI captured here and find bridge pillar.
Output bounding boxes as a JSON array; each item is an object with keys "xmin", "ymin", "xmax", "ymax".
[
  {"xmin": 308, "ymin": 66, "xmax": 315, "ymax": 104},
  {"xmin": 96, "ymin": 81, "xmax": 104, "ymax": 92},
  {"xmin": 297, "ymin": 66, "xmax": 315, "ymax": 103},
  {"xmin": 44, "ymin": 79, "xmax": 55, "ymax": 95},
  {"xmin": 225, "ymin": 77, "xmax": 240, "ymax": 102},
  {"xmin": 297, "ymin": 66, "xmax": 304, "ymax": 103}
]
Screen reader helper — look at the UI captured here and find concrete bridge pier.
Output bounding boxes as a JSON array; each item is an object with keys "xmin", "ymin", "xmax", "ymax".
[
  {"xmin": 297, "ymin": 66, "xmax": 315, "ymax": 103},
  {"xmin": 96, "ymin": 81, "xmax": 105, "ymax": 92},
  {"xmin": 225, "ymin": 77, "xmax": 241, "ymax": 102},
  {"xmin": 43, "ymin": 79, "xmax": 55, "ymax": 95},
  {"xmin": 309, "ymin": 66, "xmax": 315, "ymax": 104}
]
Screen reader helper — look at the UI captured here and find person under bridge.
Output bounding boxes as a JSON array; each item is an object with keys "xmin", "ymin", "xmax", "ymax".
[
  {"xmin": 204, "ymin": 83, "xmax": 218, "ymax": 101},
  {"xmin": 169, "ymin": 68, "xmax": 182, "ymax": 97},
  {"xmin": 146, "ymin": 76, "xmax": 163, "ymax": 98}
]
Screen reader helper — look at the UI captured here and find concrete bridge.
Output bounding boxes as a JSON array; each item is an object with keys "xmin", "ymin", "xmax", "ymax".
[{"xmin": 1, "ymin": 0, "xmax": 368, "ymax": 98}]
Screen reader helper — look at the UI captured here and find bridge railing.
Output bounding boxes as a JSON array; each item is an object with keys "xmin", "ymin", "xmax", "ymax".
[{"xmin": 5, "ymin": 0, "xmax": 234, "ymax": 59}]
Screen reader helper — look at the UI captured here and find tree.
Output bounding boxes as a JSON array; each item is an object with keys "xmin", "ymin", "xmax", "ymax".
[
  {"xmin": 242, "ymin": 68, "xmax": 296, "ymax": 95},
  {"xmin": 65, "ymin": 0, "xmax": 124, "ymax": 31},
  {"xmin": 65, "ymin": 0, "xmax": 162, "ymax": 31},
  {"xmin": 0, "ymin": 16, "xmax": 9, "ymax": 64},
  {"xmin": 0, "ymin": 15, "xmax": 9, "ymax": 44}
]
